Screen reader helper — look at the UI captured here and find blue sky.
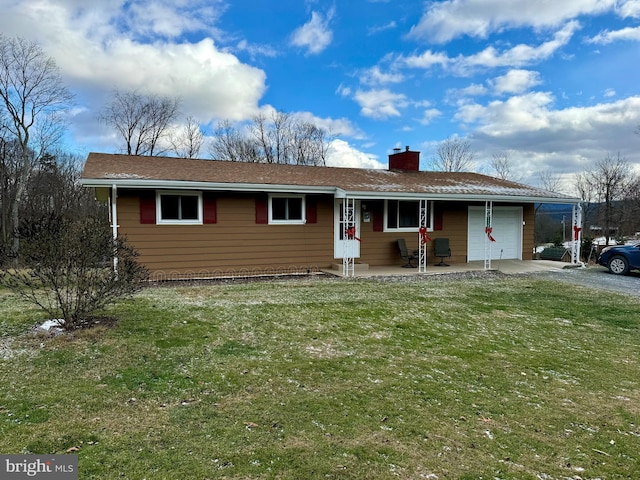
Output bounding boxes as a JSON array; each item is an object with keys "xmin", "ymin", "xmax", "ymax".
[{"xmin": 2, "ymin": 0, "xmax": 640, "ymax": 189}]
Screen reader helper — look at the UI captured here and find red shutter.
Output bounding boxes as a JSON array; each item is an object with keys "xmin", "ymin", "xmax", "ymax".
[
  {"xmin": 203, "ymin": 193, "xmax": 217, "ymax": 224},
  {"xmin": 305, "ymin": 196, "xmax": 317, "ymax": 224},
  {"xmin": 140, "ymin": 191, "xmax": 156, "ymax": 224},
  {"xmin": 255, "ymin": 196, "xmax": 268, "ymax": 224},
  {"xmin": 433, "ymin": 203, "xmax": 443, "ymax": 231},
  {"xmin": 372, "ymin": 201, "xmax": 384, "ymax": 232},
  {"xmin": 373, "ymin": 212, "xmax": 384, "ymax": 232}
]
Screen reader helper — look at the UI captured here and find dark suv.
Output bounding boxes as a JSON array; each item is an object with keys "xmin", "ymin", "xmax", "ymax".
[{"xmin": 597, "ymin": 243, "xmax": 640, "ymax": 275}]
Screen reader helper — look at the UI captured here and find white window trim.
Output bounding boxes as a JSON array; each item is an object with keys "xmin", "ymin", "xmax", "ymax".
[
  {"xmin": 383, "ymin": 199, "xmax": 434, "ymax": 232},
  {"xmin": 268, "ymin": 194, "xmax": 306, "ymax": 224},
  {"xmin": 156, "ymin": 190, "xmax": 203, "ymax": 225}
]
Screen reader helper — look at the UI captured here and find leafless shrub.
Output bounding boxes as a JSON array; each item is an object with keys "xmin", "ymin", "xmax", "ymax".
[{"xmin": 0, "ymin": 214, "xmax": 148, "ymax": 329}]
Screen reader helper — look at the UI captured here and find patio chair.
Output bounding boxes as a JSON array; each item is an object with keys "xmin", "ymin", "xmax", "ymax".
[
  {"xmin": 397, "ymin": 239, "xmax": 418, "ymax": 268},
  {"xmin": 433, "ymin": 238, "xmax": 451, "ymax": 266}
]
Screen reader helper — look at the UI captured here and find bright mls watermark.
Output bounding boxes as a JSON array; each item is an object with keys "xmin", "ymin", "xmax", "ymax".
[{"xmin": 1, "ymin": 455, "xmax": 77, "ymax": 479}]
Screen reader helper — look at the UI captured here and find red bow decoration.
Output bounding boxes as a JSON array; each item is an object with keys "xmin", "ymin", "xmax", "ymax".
[
  {"xmin": 485, "ymin": 226, "xmax": 496, "ymax": 242},
  {"xmin": 419, "ymin": 227, "xmax": 431, "ymax": 245},
  {"xmin": 573, "ymin": 225, "xmax": 582, "ymax": 241},
  {"xmin": 345, "ymin": 226, "xmax": 361, "ymax": 242}
]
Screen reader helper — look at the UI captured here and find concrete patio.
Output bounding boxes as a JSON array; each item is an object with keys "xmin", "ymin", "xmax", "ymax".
[{"xmin": 324, "ymin": 259, "xmax": 579, "ymax": 277}]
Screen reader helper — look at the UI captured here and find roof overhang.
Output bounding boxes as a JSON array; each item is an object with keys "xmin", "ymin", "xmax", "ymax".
[
  {"xmin": 344, "ymin": 190, "xmax": 580, "ymax": 204},
  {"xmin": 80, "ymin": 178, "xmax": 338, "ymax": 195},
  {"xmin": 81, "ymin": 178, "xmax": 580, "ymax": 204}
]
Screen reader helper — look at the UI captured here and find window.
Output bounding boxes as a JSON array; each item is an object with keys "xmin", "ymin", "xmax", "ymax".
[
  {"xmin": 269, "ymin": 195, "xmax": 305, "ymax": 224},
  {"xmin": 157, "ymin": 191, "xmax": 202, "ymax": 224},
  {"xmin": 385, "ymin": 200, "xmax": 432, "ymax": 231}
]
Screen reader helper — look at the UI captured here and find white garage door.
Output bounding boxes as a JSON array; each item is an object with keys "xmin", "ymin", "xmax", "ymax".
[{"xmin": 467, "ymin": 206, "xmax": 523, "ymax": 261}]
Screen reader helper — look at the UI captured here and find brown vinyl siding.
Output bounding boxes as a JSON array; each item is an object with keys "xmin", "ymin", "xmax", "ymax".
[
  {"xmin": 117, "ymin": 190, "xmax": 334, "ymax": 277},
  {"xmin": 522, "ymin": 203, "xmax": 535, "ymax": 260}
]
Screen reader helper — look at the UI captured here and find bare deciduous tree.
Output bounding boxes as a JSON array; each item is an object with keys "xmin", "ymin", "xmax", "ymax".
[
  {"xmin": 252, "ymin": 111, "xmax": 290, "ymax": 164},
  {"xmin": 170, "ymin": 116, "xmax": 204, "ymax": 159},
  {"xmin": 0, "ymin": 134, "xmax": 21, "ymax": 254},
  {"xmin": 209, "ymin": 120, "xmax": 261, "ymax": 162},
  {"xmin": 490, "ymin": 150, "xmax": 523, "ymax": 182},
  {"xmin": 537, "ymin": 170, "xmax": 562, "ymax": 193},
  {"xmin": 0, "ymin": 35, "xmax": 73, "ymax": 259},
  {"xmin": 584, "ymin": 153, "xmax": 634, "ymax": 245},
  {"xmin": 292, "ymin": 121, "xmax": 331, "ymax": 166},
  {"xmin": 210, "ymin": 111, "xmax": 332, "ymax": 166},
  {"xmin": 625, "ymin": 176, "xmax": 640, "ymax": 233},
  {"xmin": 99, "ymin": 89, "xmax": 180, "ymax": 156},
  {"xmin": 431, "ymin": 137, "xmax": 475, "ymax": 172},
  {"xmin": 573, "ymin": 171, "xmax": 596, "ymax": 237}
]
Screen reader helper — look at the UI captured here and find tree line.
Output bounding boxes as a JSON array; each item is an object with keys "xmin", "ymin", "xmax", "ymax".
[{"xmin": 98, "ymin": 90, "xmax": 334, "ymax": 167}]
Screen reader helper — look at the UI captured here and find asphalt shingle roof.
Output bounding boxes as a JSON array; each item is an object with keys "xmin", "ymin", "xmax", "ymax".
[{"xmin": 81, "ymin": 153, "xmax": 577, "ymax": 202}]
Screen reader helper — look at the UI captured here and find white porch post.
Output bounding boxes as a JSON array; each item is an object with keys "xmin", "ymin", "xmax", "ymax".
[
  {"xmin": 484, "ymin": 200, "xmax": 493, "ymax": 270},
  {"xmin": 342, "ymin": 197, "xmax": 356, "ymax": 277},
  {"xmin": 571, "ymin": 203, "xmax": 583, "ymax": 264},
  {"xmin": 418, "ymin": 199, "xmax": 429, "ymax": 273},
  {"xmin": 110, "ymin": 184, "xmax": 119, "ymax": 273}
]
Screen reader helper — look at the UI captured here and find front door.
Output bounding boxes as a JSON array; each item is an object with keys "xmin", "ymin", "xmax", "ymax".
[{"xmin": 334, "ymin": 199, "xmax": 361, "ymax": 259}]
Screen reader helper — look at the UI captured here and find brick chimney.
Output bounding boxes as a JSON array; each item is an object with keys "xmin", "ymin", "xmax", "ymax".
[{"xmin": 389, "ymin": 146, "xmax": 419, "ymax": 171}]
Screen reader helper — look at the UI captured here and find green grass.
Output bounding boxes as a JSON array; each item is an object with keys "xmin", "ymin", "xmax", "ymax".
[{"xmin": 1, "ymin": 274, "xmax": 639, "ymax": 479}]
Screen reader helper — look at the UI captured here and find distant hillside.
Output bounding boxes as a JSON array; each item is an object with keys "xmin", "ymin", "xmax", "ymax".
[{"xmin": 535, "ymin": 203, "xmax": 574, "ymax": 222}]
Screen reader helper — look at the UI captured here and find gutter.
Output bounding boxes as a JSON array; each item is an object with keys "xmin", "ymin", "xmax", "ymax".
[
  {"xmin": 80, "ymin": 178, "xmax": 338, "ymax": 195},
  {"xmin": 81, "ymin": 178, "xmax": 580, "ymax": 204}
]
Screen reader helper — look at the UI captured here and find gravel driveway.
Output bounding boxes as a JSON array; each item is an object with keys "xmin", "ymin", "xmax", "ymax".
[{"xmin": 541, "ymin": 265, "xmax": 640, "ymax": 297}]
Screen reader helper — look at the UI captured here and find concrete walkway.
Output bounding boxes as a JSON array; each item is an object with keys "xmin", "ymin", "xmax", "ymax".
[{"xmin": 325, "ymin": 259, "xmax": 578, "ymax": 277}]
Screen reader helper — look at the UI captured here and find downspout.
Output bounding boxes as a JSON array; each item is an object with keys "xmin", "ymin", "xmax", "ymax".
[{"xmin": 111, "ymin": 184, "xmax": 119, "ymax": 273}]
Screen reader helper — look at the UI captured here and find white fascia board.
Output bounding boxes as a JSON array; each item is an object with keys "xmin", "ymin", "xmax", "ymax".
[
  {"xmin": 80, "ymin": 179, "xmax": 580, "ymax": 204},
  {"xmin": 80, "ymin": 178, "xmax": 337, "ymax": 195},
  {"xmin": 342, "ymin": 190, "xmax": 580, "ymax": 204}
]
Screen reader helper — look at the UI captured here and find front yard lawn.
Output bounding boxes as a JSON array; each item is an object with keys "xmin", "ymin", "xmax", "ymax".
[{"xmin": 1, "ymin": 273, "xmax": 638, "ymax": 479}]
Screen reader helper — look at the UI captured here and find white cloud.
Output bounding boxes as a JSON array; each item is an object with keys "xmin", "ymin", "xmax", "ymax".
[
  {"xmin": 450, "ymin": 22, "xmax": 579, "ymax": 74},
  {"xmin": 325, "ymin": 139, "xmax": 385, "ymax": 169},
  {"xmin": 233, "ymin": 40, "xmax": 279, "ymax": 59},
  {"xmin": 446, "ymin": 84, "xmax": 489, "ymax": 102},
  {"xmin": 368, "ymin": 21, "xmax": 397, "ymax": 35},
  {"xmin": 490, "ymin": 69, "xmax": 542, "ymax": 95},
  {"xmin": 456, "ymin": 92, "xmax": 555, "ymax": 132},
  {"xmin": 587, "ymin": 25, "xmax": 640, "ymax": 44},
  {"xmin": 399, "ymin": 50, "xmax": 449, "ymax": 69},
  {"xmin": 291, "ymin": 112, "xmax": 366, "ymax": 140},
  {"xmin": 618, "ymin": 0, "xmax": 640, "ymax": 18},
  {"xmin": 0, "ymin": 0, "xmax": 267, "ymax": 132},
  {"xmin": 360, "ymin": 66, "xmax": 405, "ymax": 86},
  {"xmin": 457, "ymin": 94, "xmax": 640, "ymax": 180},
  {"xmin": 407, "ymin": 0, "xmax": 614, "ymax": 43},
  {"xmin": 122, "ymin": 1, "xmax": 224, "ymax": 39},
  {"xmin": 420, "ymin": 108, "xmax": 443, "ymax": 125},
  {"xmin": 353, "ymin": 89, "xmax": 409, "ymax": 119},
  {"xmin": 290, "ymin": 9, "xmax": 334, "ymax": 55},
  {"xmin": 604, "ymin": 88, "xmax": 616, "ymax": 97},
  {"xmin": 399, "ymin": 23, "xmax": 578, "ymax": 76},
  {"xmin": 336, "ymin": 84, "xmax": 352, "ymax": 97}
]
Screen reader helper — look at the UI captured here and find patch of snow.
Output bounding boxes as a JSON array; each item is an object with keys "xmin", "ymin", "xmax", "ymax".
[
  {"xmin": 104, "ymin": 172, "xmax": 149, "ymax": 179},
  {"xmin": 39, "ymin": 319, "xmax": 65, "ymax": 330},
  {"xmin": 592, "ymin": 236, "xmax": 619, "ymax": 246},
  {"xmin": 32, "ymin": 319, "xmax": 66, "ymax": 336}
]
